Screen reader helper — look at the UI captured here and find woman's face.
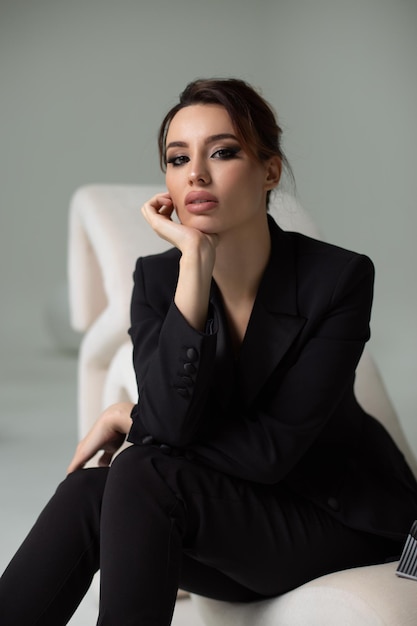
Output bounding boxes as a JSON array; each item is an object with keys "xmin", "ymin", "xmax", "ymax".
[{"xmin": 164, "ymin": 104, "xmax": 278, "ymax": 236}]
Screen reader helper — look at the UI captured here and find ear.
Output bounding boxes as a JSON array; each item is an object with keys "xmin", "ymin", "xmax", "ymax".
[{"xmin": 264, "ymin": 156, "xmax": 282, "ymax": 190}]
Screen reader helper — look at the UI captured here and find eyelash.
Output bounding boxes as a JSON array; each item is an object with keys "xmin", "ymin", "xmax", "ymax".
[{"xmin": 166, "ymin": 146, "xmax": 241, "ymax": 167}]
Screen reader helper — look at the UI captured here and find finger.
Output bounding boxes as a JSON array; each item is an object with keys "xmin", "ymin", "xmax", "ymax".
[
  {"xmin": 141, "ymin": 207, "xmax": 186, "ymax": 247},
  {"xmin": 158, "ymin": 203, "xmax": 175, "ymax": 217},
  {"xmin": 66, "ymin": 455, "xmax": 83, "ymax": 474},
  {"xmin": 66, "ymin": 439, "xmax": 96, "ymax": 474},
  {"xmin": 143, "ymin": 192, "xmax": 173, "ymax": 214},
  {"xmin": 141, "ymin": 199, "xmax": 173, "ymax": 225}
]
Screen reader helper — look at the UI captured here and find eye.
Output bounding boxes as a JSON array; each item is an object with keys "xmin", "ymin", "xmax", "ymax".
[
  {"xmin": 166, "ymin": 155, "xmax": 189, "ymax": 167},
  {"xmin": 211, "ymin": 146, "xmax": 241, "ymax": 160}
]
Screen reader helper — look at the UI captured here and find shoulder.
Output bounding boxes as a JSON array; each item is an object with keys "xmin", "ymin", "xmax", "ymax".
[
  {"xmin": 292, "ymin": 230, "xmax": 373, "ymax": 274},
  {"xmin": 266, "ymin": 217, "xmax": 375, "ymax": 320},
  {"xmin": 269, "ymin": 216, "xmax": 374, "ymax": 282},
  {"xmin": 286, "ymin": 233, "xmax": 375, "ymax": 321}
]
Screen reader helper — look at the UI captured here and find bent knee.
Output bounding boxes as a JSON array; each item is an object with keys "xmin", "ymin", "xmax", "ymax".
[
  {"xmin": 110, "ymin": 442, "xmax": 169, "ymax": 474},
  {"xmin": 56, "ymin": 467, "xmax": 109, "ymax": 503},
  {"xmin": 107, "ymin": 445, "xmax": 184, "ymax": 506}
]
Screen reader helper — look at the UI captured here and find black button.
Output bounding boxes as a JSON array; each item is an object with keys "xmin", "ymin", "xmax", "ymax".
[
  {"xmin": 184, "ymin": 363, "xmax": 196, "ymax": 375},
  {"xmin": 142, "ymin": 435, "xmax": 154, "ymax": 445},
  {"xmin": 160, "ymin": 444, "xmax": 172, "ymax": 456},
  {"xmin": 327, "ymin": 497, "xmax": 340, "ymax": 511},
  {"xmin": 186, "ymin": 348, "xmax": 198, "ymax": 362},
  {"xmin": 176, "ymin": 387, "xmax": 189, "ymax": 397}
]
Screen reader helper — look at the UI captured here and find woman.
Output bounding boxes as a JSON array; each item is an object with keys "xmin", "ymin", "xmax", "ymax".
[{"xmin": 1, "ymin": 78, "xmax": 417, "ymax": 625}]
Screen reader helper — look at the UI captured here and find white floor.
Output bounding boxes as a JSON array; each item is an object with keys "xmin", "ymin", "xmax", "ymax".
[{"xmin": 0, "ymin": 347, "xmax": 204, "ymax": 625}]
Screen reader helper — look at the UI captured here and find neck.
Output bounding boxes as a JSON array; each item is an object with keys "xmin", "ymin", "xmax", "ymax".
[{"xmin": 213, "ymin": 215, "xmax": 271, "ymax": 303}]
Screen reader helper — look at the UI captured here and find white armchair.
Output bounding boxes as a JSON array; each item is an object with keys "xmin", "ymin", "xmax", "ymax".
[
  {"xmin": 68, "ymin": 184, "xmax": 417, "ymax": 625},
  {"xmin": 68, "ymin": 184, "xmax": 168, "ymax": 438}
]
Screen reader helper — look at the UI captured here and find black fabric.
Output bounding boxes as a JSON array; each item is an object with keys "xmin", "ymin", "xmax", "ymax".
[
  {"xmin": 0, "ymin": 468, "xmax": 106, "ymax": 625},
  {"xmin": 0, "ymin": 446, "xmax": 401, "ymax": 625},
  {"xmin": 128, "ymin": 217, "xmax": 417, "ymax": 540},
  {"xmin": 1, "ymin": 216, "xmax": 416, "ymax": 624}
]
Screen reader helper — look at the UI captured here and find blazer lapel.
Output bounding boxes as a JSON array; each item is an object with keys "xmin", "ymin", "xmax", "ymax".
[{"xmin": 237, "ymin": 218, "xmax": 306, "ymax": 407}]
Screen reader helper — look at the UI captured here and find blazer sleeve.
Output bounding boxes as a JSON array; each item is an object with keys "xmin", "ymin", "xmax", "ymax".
[
  {"xmin": 127, "ymin": 256, "xmax": 218, "ymax": 447},
  {"xmin": 188, "ymin": 254, "xmax": 375, "ymax": 484}
]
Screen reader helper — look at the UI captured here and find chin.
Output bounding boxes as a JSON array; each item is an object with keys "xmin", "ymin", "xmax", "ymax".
[{"xmin": 180, "ymin": 214, "xmax": 218, "ymax": 232}]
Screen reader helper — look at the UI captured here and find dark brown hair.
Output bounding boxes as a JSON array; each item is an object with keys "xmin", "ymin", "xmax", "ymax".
[{"xmin": 158, "ymin": 78, "xmax": 294, "ymax": 203}]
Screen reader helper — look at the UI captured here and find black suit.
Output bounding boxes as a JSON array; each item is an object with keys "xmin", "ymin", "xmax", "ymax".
[
  {"xmin": 2, "ymin": 216, "xmax": 417, "ymax": 624},
  {"xmin": 128, "ymin": 215, "xmax": 417, "ymax": 542}
]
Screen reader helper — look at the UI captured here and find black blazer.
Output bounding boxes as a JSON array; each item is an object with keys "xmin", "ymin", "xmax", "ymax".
[{"xmin": 128, "ymin": 215, "xmax": 417, "ymax": 541}]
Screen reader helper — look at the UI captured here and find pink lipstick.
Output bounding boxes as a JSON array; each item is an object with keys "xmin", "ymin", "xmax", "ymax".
[{"xmin": 184, "ymin": 191, "xmax": 218, "ymax": 213}]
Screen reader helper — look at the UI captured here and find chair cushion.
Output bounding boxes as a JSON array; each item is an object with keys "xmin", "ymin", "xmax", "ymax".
[{"xmin": 192, "ymin": 561, "xmax": 417, "ymax": 626}]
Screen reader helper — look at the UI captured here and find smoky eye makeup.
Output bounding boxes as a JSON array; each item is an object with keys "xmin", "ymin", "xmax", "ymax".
[
  {"xmin": 166, "ymin": 154, "xmax": 189, "ymax": 167},
  {"xmin": 211, "ymin": 145, "xmax": 242, "ymax": 159},
  {"xmin": 165, "ymin": 145, "xmax": 242, "ymax": 166}
]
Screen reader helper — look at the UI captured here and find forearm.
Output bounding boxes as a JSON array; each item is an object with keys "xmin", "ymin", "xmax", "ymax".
[
  {"xmin": 175, "ymin": 248, "xmax": 214, "ymax": 332},
  {"xmin": 130, "ymin": 301, "xmax": 218, "ymax": 447},
  {"xmin": 104, "ymin": 402, "xmax": 135, "ymax": 433},
  {"xmin": 140, "ymin": 192, "xmax": 217, "ymax": 333}
]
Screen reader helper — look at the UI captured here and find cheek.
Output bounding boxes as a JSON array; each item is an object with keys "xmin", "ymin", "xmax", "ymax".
[
  {"xmin": 165, "ymin": 172, "xmax": 174, "ymax": 194},
  {"xmin": 216, "ymin": 168, "xmax": 243, "ymax": 196},
  {"xmin": 221, "ymin": 162, "xmax": 256, "ymax": 188}
]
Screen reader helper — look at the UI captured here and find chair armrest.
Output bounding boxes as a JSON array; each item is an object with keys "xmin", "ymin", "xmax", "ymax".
[
  {"xmin": 68, "ymin": 184, "xmax": 166, "ymax": 331},
  {"xmin": 68, "ymin": 184, "xmax": 167, "ymax": 435}
]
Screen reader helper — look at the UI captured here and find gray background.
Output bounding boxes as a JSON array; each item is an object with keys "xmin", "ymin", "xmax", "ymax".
[{"xmin": 1, "ymin": 0, "xmax": 416, "ymax": 452}]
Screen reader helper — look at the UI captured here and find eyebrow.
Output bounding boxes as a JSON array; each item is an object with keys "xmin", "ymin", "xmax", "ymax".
[{"xmin": 166, "ymin": 133, "xmax": 239, "ymax": 151}]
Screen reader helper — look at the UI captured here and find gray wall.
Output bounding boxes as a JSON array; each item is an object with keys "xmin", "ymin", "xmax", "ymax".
[{"xmin": 1, "ymin": 0, "xmax": 416, "ymax": 447}]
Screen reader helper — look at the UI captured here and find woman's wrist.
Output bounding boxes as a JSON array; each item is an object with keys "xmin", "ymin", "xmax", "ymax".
[
  {"xmin": 175, "ymin": 251, "xmax": 214, "ymax": 331},
  {"xmin": 104, "ymin": 402, "xmax": 134, "ymax": 434}
]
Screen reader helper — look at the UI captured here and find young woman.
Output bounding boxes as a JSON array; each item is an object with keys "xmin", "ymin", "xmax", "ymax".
[{"xmin": 1, "ymin": 78, "xmax": 417, "ymax": 625}]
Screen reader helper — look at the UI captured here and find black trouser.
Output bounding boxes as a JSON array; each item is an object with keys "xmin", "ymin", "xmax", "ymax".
[{"xmin": 0, "ymin": 444, "xmax": 400, "ymax": 625}]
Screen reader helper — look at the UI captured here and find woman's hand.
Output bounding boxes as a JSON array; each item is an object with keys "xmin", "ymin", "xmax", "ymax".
[
  {"xmin": 66, "ymin": 402, "xmax": 134, "ymax": 474},
  {"xmin": 141, "ymin": 193, "xmax": 218, "ymax": 332},
  {"xmin": 141, "ymin": 192, "xmax": 218, "ymax": 257}
]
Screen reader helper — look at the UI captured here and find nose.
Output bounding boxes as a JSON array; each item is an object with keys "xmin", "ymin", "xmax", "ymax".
[{"xmin": 188, "ymin": 158, "xmax": 211, "ymax": 185}]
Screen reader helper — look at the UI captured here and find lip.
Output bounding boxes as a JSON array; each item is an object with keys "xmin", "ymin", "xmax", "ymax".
[{"xmin": 184, "ymin": 191, "xmax": 218, "ymax": 213}]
